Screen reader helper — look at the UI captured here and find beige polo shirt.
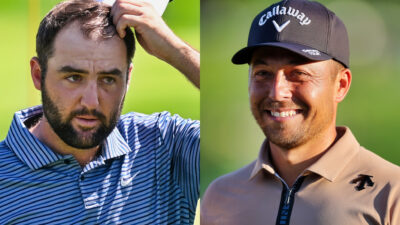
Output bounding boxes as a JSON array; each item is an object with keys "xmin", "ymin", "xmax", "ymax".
[{"xmin": 201, "ymin": 127, "xmax": 400, "ymax": 225}]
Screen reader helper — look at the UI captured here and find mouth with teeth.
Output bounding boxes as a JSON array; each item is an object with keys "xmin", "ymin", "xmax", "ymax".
[{"xmin": 266, "ymin": 109, "xmax": 303, "ymax": 119}]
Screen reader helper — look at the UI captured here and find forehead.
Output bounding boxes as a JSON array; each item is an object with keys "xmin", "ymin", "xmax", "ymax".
[
  {"xmin": 50, "ymin": 21, "xmax": 128, "ymax": 69},
  {"xmin": 249, "ymin": 46, "xmax": 339, "ymax": 74}
]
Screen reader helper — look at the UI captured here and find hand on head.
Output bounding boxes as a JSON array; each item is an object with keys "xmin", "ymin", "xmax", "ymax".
[
  {"xmin": 110, "ymin": 0, "xmax": 177, "ymax": 61},
  {"xmin": 110, "ymin": 0, "xmax": 200, "ymax": 88}
]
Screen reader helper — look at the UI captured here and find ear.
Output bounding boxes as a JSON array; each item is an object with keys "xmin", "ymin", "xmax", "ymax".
[
  {"xmin": 126, "ymin": 63, "xmax": 133, "ymax": 91},
  {"xmin": 334, "ymin": 68, "xmax": 352, "ymax": 103},
  {"xmin": 30, "ymin": 57, "xmax": 42, "ymax": 91}
]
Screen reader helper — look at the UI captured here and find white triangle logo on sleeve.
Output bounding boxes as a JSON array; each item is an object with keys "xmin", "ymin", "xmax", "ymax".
[{"xmin": 272, "ymin": 20, "xmax": 291, "ymax": 33}]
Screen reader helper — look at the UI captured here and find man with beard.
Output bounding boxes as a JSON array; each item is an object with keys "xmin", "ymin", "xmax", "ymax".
[
  {"xmin": 201, "ymin": 0, "xmax": 400, "ymax": 224},
  {"xmin": 0, "ymin": 0, "xmax": 199, "ymax": 224}
]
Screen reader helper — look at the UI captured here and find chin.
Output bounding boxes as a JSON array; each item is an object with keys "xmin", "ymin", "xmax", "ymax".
[
  {"xmin": 269, "ymin": 139, "xmax": 301, "ymax": 150},
  {"xmin": 264, "ymin": 129, "xmax": 307, "ymax": 150}
]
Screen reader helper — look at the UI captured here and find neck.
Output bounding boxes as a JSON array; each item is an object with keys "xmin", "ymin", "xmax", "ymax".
[
  {"xmin": 29, "ymin": 117, "xmax": 99, "ymax": 167},
  {"xmin": 269, "ymin": 126, "xmax": 338, "ymax": 187}
]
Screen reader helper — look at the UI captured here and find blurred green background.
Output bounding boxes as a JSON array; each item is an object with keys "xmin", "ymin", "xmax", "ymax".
[
  {"xmin": 0, "ymin": 0, "xmax": 199, "ymax": 140},
  {"xmin": 201, "ymin": 0, "xmax": 400, "ymax": 195}
]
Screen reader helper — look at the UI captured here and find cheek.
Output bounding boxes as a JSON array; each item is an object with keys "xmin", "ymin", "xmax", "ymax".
[
  {"xmin": 249, "ymin": 82, "xmax": 268, "ymax": 103},
  {"xmin": 307, "ymin": 87, "xmax": 320, "ymax": 100},
  {"xmin": 44, "ymin": 80, "xmax": 73, "ymax": 106},
  {"xmin": 100, "ymin": 88, "xmax": 126, "ymax": 108},
  {"xmin": 298, "ymin": 80, "xmax": 325, "ymax": 100},
  {"xmin": 300, "ymin": 82, "xmax": 336, "ymax": 111}
]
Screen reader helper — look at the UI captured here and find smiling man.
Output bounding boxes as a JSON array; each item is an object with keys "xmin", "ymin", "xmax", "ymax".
[
  {"xmin": 201, "ymin": 0, "xmax": 400, "ymax": 224},
  {"xmin": 0, "ymin": 0, "xmax": 199, "ymax": 224}
]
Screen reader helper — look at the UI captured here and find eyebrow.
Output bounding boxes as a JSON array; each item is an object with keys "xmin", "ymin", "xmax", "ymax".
[
  {"xmin": 58, "ymin": 66, "xmax": 122, "ymax": 77},
  {"xmin": 98, "ymin": 69, "xmax": 123, "ymax": 77},
  {"xmin": 58, "ymin": 66, "xmax": 88, "ymax": 74}
]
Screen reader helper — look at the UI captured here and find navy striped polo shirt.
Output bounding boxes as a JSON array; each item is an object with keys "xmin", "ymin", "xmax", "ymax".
[{"xmin": 0, "ymin": 105, "xmax": 199, "ymax": 224}]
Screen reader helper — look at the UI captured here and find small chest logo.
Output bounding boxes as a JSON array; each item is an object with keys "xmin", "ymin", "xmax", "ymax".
[
  {"xmin": 351, "ymin": 174, "xmax": 374, "ymax": 191},
  {"xmin": 121, "ymin": 171, "xmax": 140, "ymax": 187}
]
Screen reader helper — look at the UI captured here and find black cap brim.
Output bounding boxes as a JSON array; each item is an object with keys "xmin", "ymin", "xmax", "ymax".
[{"xmin": 232, "ymin": 42, "xmax": 332, "ymax": 65}]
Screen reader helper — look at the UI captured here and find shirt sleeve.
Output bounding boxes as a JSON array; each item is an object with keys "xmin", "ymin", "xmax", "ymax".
[{"xmin": 157, "ymin": 112, "xmax": 200, "ymax": 213}]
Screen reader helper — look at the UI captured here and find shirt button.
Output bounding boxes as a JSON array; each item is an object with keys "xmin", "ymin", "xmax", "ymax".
[
  {"xmin": 64, "ymin": 159, "xmax": 71, "ymax": 164},
  {"xmin": 80, "ymin": 175, "xmax": 85, "ymax": 181}
]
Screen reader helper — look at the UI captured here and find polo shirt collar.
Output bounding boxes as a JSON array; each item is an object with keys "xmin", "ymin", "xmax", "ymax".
[
  {"xmin": 250, "ymin": 127, "xmax": 360, "ymax": 182},
  {"xmin": 306, "ymin": 127, "xmax": 359, "ymax": 181},
  {"xmin": 95, "ymin": 126, "xmax": 132, "ymax": 163},
  {"xmin": 250, "ymin": 140, "xmax": 276, "ymax": 179},
  {"xmin": 5, "ymin": 105, "xmax": 132, "ymax": 170}
]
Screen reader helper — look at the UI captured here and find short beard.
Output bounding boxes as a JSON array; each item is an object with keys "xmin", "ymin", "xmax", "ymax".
[
  {"xmin": 255, "ymin": 101, "xmax": 309, "ymax": 150},
  {"xmin": 261, "ymin": 114, "xmax": 330, "ymax": 150},
  {"xmin": 264, "ymin": 123, "xmax": 307, "ymax": 150},
  {"xmin": 41, "ymin": 83, "xmax": 123, "ymax": 149}
]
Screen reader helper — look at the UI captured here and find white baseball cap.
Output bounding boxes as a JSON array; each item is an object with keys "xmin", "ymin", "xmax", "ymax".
[{"xmin": 99, "ymin": 0, "xmax": 170, "ymax": 16}]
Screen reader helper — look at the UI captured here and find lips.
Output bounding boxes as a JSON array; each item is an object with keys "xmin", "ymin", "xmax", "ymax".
[
  {"xmin": 75, "ymin": 115, "xmax": 98, "ymax": 120},
  {"xmin": 74, "ymin": 115, "xmax": 100, "ymax": 128}
]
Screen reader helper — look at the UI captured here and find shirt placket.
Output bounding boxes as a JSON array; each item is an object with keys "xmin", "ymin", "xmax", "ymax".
[
  {"xmin": 273, "ymin": 173, "xmax": 306, "ymax": 225},
  {"xmin": 79, "ymin": 161, "xmax": 107, "ymax": 210}
]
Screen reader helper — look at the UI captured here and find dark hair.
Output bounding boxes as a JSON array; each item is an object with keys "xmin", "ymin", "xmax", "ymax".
[{"xmin": 36, "ymin": 0, "xmax": 135, "ymax": 79}]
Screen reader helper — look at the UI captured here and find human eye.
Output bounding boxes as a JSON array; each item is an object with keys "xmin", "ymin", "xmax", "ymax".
[
  {"xmin": 66, "ymin": 74, "xmax": 82, "ymax": 83},
  {"xmin": 288, "ymin": 69, "xmax": 311, "ymax": 81},
  {"xmin": 101, "ymin": 76, "xmax": 116, "ymax": 85},
  {"xmin": 253, "ymin": 69, "xmax": 274, "ymax": 80}
]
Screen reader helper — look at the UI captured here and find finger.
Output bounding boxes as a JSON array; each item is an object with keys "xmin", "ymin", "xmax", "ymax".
[
  {"xmin": 111, "ymin": 0, "xmax": 117, "ymax": 15},
  {"xmin": 111, "ymin": 0, "xmax": 152, "ymax": 16},
  {"xmin": 117, "ymin": 0, "xmax": 146, "ymax": 7},
  {"xmin": 111, "ymin": 0, "xmax": 144, "ymax": 15},
  {"xmin": 115, "ymin": 14, "xmax": 139, "ymax": 38},
  {"xmin": 111, "ymin": 2, "xmax": 143, "ymax": 27}
]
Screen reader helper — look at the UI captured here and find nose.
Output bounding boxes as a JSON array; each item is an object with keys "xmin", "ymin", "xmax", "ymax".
[
  {"xmin": 268, "ymin": 70, "xmax": 291, "ymax": 101},
  {"xmin": 80, "ymin": 81, "xmax": 99, "ymax": 110}
]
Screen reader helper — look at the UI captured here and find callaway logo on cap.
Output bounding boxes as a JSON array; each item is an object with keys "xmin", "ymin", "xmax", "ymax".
[{"xmin": 232, "ymin": 0, "xmax": 350, "ymax": 68}]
